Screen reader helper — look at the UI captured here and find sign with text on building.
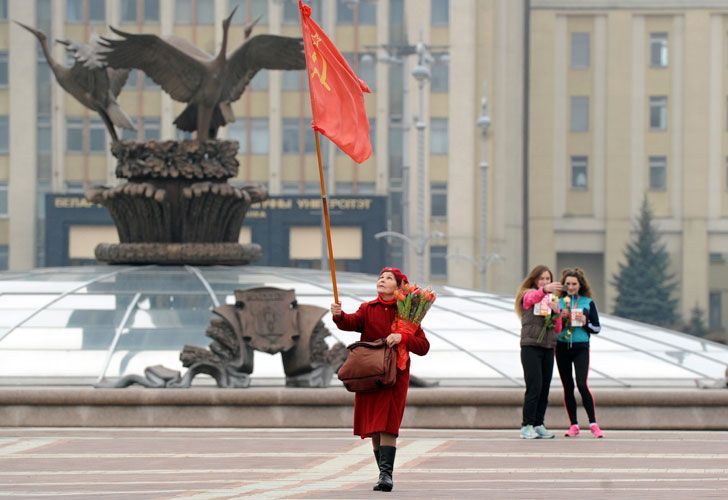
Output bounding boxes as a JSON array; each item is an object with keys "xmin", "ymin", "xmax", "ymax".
[{"xmin": 45, "ymin": 194, "xmax": 387, "ymax": 273}]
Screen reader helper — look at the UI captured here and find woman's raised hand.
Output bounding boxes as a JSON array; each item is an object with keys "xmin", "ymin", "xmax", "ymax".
[
  {"xmin": 330, "ymin": 302, "xmax": 342, "ymax": 317},
  {"xmin": 386, "ymin": 333, "xmax": 402, "ymax": 347},
  {"xmin": 544, "ymin": 282, "xmax": 563, "ymax": 294}
]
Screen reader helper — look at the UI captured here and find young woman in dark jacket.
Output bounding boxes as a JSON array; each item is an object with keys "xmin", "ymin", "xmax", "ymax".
[
  {"xmin": 331, "ymin": 267, "xmax": 430, "ymax": 492},
  {"xmin": 515, "ymin": 265, "xmax": 564, "ymax": 439}
]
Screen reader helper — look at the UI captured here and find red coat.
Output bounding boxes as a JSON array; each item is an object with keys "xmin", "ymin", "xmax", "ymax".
[{"xmin": 333, "ymin": 295, "xmax": 430, "ymax": 438}]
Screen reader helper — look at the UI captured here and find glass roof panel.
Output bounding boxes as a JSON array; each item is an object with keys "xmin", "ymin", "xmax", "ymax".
[{"xmin": 1, "ymin": 265, "xmax": 727, "ymax": 386}]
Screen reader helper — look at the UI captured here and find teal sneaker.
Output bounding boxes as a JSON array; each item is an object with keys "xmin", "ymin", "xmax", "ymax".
[
  {"xmin": 534, "ymin": 425, "xmax": 555, "ymax": 439},
  {"xmin": 520, "ymin": 425, "xmax": 540, "ymax": 439}
]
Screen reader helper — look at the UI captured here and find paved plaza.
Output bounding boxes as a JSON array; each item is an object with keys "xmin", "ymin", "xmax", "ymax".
[{"xmin": 0, "ymin": 428, "xmax": 727, "ymax": 499}]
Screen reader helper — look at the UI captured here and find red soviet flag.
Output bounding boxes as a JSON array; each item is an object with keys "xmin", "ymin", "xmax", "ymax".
[{"xmin": 299, "ymin": 0, "xmax": 372, "ymax": 164}]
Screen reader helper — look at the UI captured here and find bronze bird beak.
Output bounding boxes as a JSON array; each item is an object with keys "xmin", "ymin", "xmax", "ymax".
[
  {"xmin": 14, "ymin": 20, "xmax": 45, "ymax": 41},
  {"xmin": 224, "ymin": 6, "xmax": 238, "ymax": 26}
]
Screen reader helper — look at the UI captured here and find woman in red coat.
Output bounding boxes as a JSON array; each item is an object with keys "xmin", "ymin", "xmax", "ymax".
[{"xmin": 331, "ymin": 267, "xmax": 430, "ymax": 492}]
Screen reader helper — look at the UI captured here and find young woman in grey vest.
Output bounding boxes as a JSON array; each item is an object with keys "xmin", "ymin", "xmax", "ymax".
[{"xmin": 514, "ymin": 265, "xmax": 564, "ymax": 439}]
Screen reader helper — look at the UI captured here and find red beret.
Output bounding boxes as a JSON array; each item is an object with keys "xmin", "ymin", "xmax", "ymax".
[{"xmin": 379, "ymin": 267, "xmax": 409, "ymax": 286}]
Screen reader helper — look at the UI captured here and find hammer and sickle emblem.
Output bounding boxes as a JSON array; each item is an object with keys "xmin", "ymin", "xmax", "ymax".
[{"xmin": 310, "ymin": 47, "xmax": 331, "ymax": 91}]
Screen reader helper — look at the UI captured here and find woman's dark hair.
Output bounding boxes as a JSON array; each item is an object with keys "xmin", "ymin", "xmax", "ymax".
[{"xmin": 559, "ymin": 267, "xmax": 593, "ymax": 298}]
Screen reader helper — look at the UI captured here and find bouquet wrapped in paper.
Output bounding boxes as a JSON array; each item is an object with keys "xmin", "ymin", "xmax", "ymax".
[
  {"xmin": 392, "ymin": 283, "xmax": 437, "ymax": 369},
  {"xmin": 536, "ymin": 293, "xmax": 560, "ymax": 343}
]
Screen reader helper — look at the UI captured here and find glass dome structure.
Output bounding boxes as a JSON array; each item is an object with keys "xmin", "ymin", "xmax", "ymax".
[{"xmin": 1, "ymin": 265, "xmax": 726, "ymax": 387}]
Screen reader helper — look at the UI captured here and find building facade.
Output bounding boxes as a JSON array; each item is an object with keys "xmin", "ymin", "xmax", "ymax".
[
  {"xmin": 3, "ymin": 0, "xmax": 727, "ymax": 336},
  {"xmin": 530, "ymin": 0, "xmax": 728, "ymax": 335},
  {"xmin": 1, "ymin": 0, "xmax": 526, "ymax": 293}
]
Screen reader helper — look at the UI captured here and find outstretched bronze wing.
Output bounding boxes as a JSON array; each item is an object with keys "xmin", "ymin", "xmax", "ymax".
[
  {"xmin": 222, "ymin": 34, "xmax": 306, "ymax": 103},
  {"xmin": 100, "ymin": 27, "xmax": 207, "ymax": 103},
  {"xmin": 59, "ymin": 35, "xmax": 130, "ymax": 98}
]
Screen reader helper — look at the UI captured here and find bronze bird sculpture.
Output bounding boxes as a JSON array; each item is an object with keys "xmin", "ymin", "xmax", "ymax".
[
  {"xmin": 99, "ymin": 8, "xmax": 306, "ymax": 141},
  {"xmin": 15, "ymin": 22, "xmax": 135, "ymax": 142}
]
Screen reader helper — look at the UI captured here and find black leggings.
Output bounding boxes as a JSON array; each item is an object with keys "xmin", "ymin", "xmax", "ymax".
[
  {"xmin": 520, "ymin": 345, "xmax": 554, "ymax": 427},
  {"xmin": 555, "ymin": 342, "xmax": 596, "ymax": 425}
]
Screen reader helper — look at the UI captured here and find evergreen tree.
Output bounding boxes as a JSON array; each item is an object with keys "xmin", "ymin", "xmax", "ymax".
[
  {"xmin": 611, "ymin": 198, "xmax": 679, "ymax": 326},
  {"xmin": 683, "ymin": 304, "xmax": 709, "ymax": 338}
]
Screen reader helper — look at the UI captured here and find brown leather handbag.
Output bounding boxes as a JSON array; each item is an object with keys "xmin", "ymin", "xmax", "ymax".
[{"xmin": 337, "ymin": 339, "xmax": 397, "ymax": 393}]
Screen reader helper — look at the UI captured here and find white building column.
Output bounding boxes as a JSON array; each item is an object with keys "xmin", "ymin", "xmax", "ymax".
[
  {"xmin": 267, "ymin": 0, "xmax": 283, "ymax": 195},
  {"xmin": 446, "ymin": 0, "xmax": 477, "ymax": 288},
  {"xmin": 8, "ymin": 0, "xmax": 38, "ymax": 270}
]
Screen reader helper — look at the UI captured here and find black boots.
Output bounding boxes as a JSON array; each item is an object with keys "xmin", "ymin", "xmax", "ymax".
[
  {"xmin": 372, "ymin": 448, "xmax": 382, "ymax": 490},
  {"xmin": 374, "ymin": 445, "xmax": 396, "ymax": 492}
]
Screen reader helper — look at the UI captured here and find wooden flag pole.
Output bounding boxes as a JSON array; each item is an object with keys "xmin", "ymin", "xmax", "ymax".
[{"xmin": 314, "ymin": 130, "xmax": 340, "ymax": 304}]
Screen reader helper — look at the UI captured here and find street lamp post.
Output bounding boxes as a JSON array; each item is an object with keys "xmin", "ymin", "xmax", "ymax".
[
  {"xmin": 477, "ymin": 83, "xmax": 491, "ymax": 290},
  {"xmin": 411, "ymin": 40, "xmax": 432, "ymax": 283}
]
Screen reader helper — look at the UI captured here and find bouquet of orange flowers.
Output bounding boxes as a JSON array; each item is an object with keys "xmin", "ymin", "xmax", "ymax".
[{"xmin": 392, "ymin": 283, "xmax": 437, "ymax": 369}]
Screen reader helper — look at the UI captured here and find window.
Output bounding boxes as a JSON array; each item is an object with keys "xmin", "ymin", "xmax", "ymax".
[
  {"xmin": 64, "ymin": 181, "xmax": 85, "ymax": 193},
  {"xmin": 285, "ymin": 0, "xmax": 321, "ymax": 24},
  {"xmin": 123, "ymin": 0, "xmax": 160, "ymax": 22},
  {"xmin": 430, "ymin": 118, "xmax": 448, "ymax": 155},
  {"xmin": 0, "ymin": 245, "xmax": 7, "ymax": 271},
  {"xmin": 67, "ymin": 0, "xmax": 83, "ymax": 22},
  {"xmin": 650, "ymin": 32, "xmax": 668, "ymax": 68},
  {"xmin": 145, "ymin": 0, "xmax": 160, "ymax": 21},
  {"xmin": 228, "ymin": 118, "xmax": 269, "ymax": 155},
  {"xmin": 337, "ymin": 0, "xmax": 376, "ymax": 25},
  {"xmin": 90, "ymin": 118, "xmax": 106, "ymax": 152},
  {"xmin": 121, "ymin": 0, "xmax": 137, "ymax": 21},
  {"xmin": 144, "ymin": 72, "xmax": 159, "ymax": 89},
  {"xmin": 281, "ymin": 182, "xmax": 318, "ymax": 194},
  {"xmin": 37, "ymin": 119, "xmax": 52, "ymax": 183},
  {"xmin": 0, "ymin": 182, "xmax": 7, "ymax": 216},
  {"xmin": 282, "ymin": 118, "xmax": 315, "ymax": 154},
  {"xmin": 197, "ymin": 0, "xmax": 214, "ymax": 24},
  {"xmin": 230, "ymin": 0, "xmax": 268, "ymax": 25},
  {"xmin": 570, "ymin": 156, "xmax": 588, "ymax": 190},
  {"xmin": 571, "ymin": 32, "xmax": 590, "ymax": 69},
  {"xmin": 358, "ymin": 53, "xmax": 376, "ymax": 92},
  {"xmin": 570, "ymin": 96, "xmax": 589, "ymax": 132},
  {"xmin": 388, "ymin": 125, "xmax": 403, "ymax": 182},
  {"xmin": 335, "ymin": 182, "xmax": 352, "ymax": 194},
  {"xmin": 431, "ymin": 53, "xmax": 449, "ymax": 92},
  {"xmin": 431, "ymin": 0, "xmax": 449, "ymax": 25},
  {"xmin": 67, "ymin": 118, "xmax": 83, "ymax": 152},
  {"xmin": 649, "ymin": 96, "xmax": 668, "ymax": 130},
  {"xmin": 0, "ymin": 51, "xmax": 7, "ymax": 87},
  {"xmin": 0, "ymin": 116, "xmax": 7, "ymax": 154},
  {"xmin": 176, "ymin": 0, "xmax": 192, "ymax": 23},
  {"xmin": 142, "ymin": 117, "xmax": 161, "ymax": 141},
  {"xmin": 250, "ymin": 71, "xmax": 269, "ymax": 91},
  {"xmin": 282, "ymin": 71, "xmax": 304, "ymax": 91},
  {"xmin": 709, "ymin": 291, "xmax": 722, "ymax": 330},
  {"xmin": 122, "ymin": 120, "xmax": 139, "ymax": 141},
  {"xmin": 176, "ymin": 129, "xmax": 193, "ymax": 141},
  {"xmin": 125, "ymin": 69, "xmax": 141, "ymax": 89},
  {"xmin": 89, "ymin": 0, "xmax": 105, "ymax": 21},
  {"xmin": 430, "ymin": 245, "xmax": 448, "ymax": 278},
  {"xmin": 37, "ymin": 62, "xmax": 52, "ymax": 116},
  {"xmin": 431, "ymin": 182, "xmax": 447, "ymax": 217},
  {"xmin": 0, "ymin": 0, "xmax": 7, "ymax": 21},
  {"xmin": 648, "ymin": 156, "xmax": 667, "ymax": 191}
]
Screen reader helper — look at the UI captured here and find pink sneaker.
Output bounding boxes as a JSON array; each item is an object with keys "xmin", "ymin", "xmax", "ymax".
[
  {"xmin": 590, "ymin": 423, "xmax": 604, "ymax": 438},
  {"xmin": 564, "ymin": 424, "xmax": 580, "ymax": 437}
]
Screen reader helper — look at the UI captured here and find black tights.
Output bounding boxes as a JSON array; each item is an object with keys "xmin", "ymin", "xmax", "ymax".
[
  {"xmin": 555, "ymin": 343, "xmax": 596, "ymax": 425},
  {"xmin": 520, "ymin": 346, "xmax": 554, "ymax": 427}
]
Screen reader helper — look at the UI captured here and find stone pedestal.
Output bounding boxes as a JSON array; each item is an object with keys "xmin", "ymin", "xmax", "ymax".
[{"xmin": 87, "ymin": 140, "xmax": 267, "ymax": 265}]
